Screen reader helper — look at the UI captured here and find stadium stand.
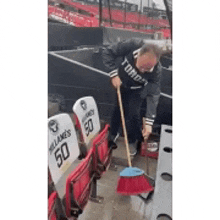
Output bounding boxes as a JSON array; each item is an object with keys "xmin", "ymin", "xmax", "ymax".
[{"xmin": 48, "ymin": 0, "xmax": 171, "ymax": 40}]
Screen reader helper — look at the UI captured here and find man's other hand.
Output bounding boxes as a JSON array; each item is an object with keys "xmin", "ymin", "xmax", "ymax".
[{"xmin": 142, "ymin": 124, "xmax": 152, "ymax": 140}]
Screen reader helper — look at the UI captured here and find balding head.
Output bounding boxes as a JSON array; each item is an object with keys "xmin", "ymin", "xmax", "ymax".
[{"xmin": 136, "ymin": 44, "xmax": 161, "ymax": 73}]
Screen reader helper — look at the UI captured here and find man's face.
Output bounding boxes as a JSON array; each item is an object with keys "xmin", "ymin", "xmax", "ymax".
[{"xmin": 136, "ymin": 52, "xmax": 157, "ymax": 73}]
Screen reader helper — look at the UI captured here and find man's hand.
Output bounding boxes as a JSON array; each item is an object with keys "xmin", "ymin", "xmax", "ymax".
[
  {"xmin": 111, "ymin": 76, "xmax": 122, "ymax": 89},
  {"xmin": 142, "ymin": 124, "xmax": 152, "ymax": 141}
]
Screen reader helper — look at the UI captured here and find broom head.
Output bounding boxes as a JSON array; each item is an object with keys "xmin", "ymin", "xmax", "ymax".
[{"xmin": 116, "ymin": 167, "xmax": 154, "ymax": 195}]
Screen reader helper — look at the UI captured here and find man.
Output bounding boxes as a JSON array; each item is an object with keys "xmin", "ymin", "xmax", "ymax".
[{"xmin": 103, "ymin": 38, "xmax": 162, "ymax": 155}]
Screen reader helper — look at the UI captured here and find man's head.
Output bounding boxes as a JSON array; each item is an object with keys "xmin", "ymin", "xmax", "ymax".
[{"xmin": 136, "ymin": 44, "xmax": 161, "ymax": 73}]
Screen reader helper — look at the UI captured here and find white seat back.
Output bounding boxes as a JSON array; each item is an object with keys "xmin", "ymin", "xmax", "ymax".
[
  {"xmin": 48, "ymin": 113, "xmax": 80, "ymax": 199},
  {"xmin": 73, "ymin": 96, "xmax": 100, "ymax": 145}
]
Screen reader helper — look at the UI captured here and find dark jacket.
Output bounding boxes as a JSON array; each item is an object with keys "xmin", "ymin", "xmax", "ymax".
[{"xmin": 102, "ymin": 38, "xmax": 162, "ymax": 125}]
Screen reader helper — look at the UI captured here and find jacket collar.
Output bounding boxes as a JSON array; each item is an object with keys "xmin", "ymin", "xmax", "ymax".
[{"xmin": 133, "ymin": 48, "xmax": 141, "ymax": 59}]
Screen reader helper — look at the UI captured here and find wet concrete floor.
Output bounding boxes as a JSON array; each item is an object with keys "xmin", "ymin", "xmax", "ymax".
[{"xmin": 78, "ymin": 137, "xmax": 158, "ymax": 220}]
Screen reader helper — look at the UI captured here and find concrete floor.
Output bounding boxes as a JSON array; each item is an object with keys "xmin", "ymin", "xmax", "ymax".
[{"xmin": 78, "ymin": 137, "xmax": 158, "ymax": 220}]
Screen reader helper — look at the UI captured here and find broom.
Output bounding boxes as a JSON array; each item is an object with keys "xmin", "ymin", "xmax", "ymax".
[{"xmin": 116, "ymin": 87, "xmax": 154, "ymax": 195}]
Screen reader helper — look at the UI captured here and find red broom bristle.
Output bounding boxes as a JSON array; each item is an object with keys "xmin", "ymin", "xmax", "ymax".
[{"xmin": 116, "ymin": 175, "xmax": 154, "ymax": 195}]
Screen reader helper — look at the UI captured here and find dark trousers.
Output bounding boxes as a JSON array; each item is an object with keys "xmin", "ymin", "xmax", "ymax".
[{"xmin": 110, "ymin": 87, "xmax": 143, "ymax": 143}]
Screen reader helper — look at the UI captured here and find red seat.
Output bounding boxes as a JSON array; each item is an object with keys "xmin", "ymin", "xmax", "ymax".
[
  {"xmin": 48, "ymin": 191, "xmax": 58, "ymax": 220},
  {"xmin": 65, "ymin": 146, "xmax": 96, "ymax": 218},
  {"xmin": 92, "ymin": 124, "xmax": 111, "ymax": 178}
]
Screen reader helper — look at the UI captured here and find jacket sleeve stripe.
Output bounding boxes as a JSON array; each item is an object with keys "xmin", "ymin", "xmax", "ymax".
[
  {"xmin": 109, "ymin": 69, "xmax": 118, "ymax": 78},
  {"xmin": 145, "ymin": 121, "xmax": 154, "ymax": 125},
  {"xmin": 145, "ymin": 118, "xmax": 154, "ymax": 122},
  {"xmin": 145, "ymin": 118, "xmax": 155, "ymax": 125}
]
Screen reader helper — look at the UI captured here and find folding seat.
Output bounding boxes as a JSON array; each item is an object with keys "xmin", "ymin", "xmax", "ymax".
[
  {"xmin": 72, "ymin": 96, "xmax": 112, "ymax": 167},
  {"xmin": 48, "ymin": 113, "xmax": 81, "ymax": 218},
  {"xmin": 92, "ymin": 123, "xmax": 112, "ymax": 178},
  {"xmin": 72, "ymin": 96, "xmax": 113, "ymax": 203},
  {"xmin": 65, "ymin": 145, "xmax": 96, "ymax": 218}
]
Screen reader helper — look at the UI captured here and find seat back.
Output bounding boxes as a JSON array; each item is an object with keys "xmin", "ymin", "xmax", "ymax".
[
  {"xmin": 73, "ymin": 96, "xmax": 100, "ymax": 145},
  {"xmin": 48, "ymin": 191, "xmax": 58, "ymax": 220},
  {"xmin": 48, "ymin": 113, "xmax": 80, "ymax": 200},
  {"xmin": 66, "ymin": 145, "xmax": 96, "ymax": 218},
  {"xmin": 73, "ymin": 96, "xmax": 112, "ymax": 177},
  {"xmin": 92, "ymin": 124, "xmax": 111, "ymax": 178}
]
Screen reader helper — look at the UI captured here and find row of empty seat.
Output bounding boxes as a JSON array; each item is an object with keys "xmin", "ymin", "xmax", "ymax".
[
  {"xmin": 61, "ymin": 0, "xmax": 169, "ymax": 27},
  {"xmin": 48, "ymin": 0, "xmax": 171, "ymax": 38},
  {"xmin": 48, "ymin": 96, "xmax": 113, "ymax": 219}
]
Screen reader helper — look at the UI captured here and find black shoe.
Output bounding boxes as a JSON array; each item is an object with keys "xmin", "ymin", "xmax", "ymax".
[{"xmin": 108, "ymin": 140, "xmax": 118, "ymax": 150}]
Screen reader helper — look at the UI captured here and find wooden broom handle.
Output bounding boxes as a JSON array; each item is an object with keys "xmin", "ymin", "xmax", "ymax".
[{"xmin": 117, "ymin": 87, "xmax": 132, "ymax": 167}]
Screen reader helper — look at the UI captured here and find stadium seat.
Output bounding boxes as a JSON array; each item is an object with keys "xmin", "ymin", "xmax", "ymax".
[
  {"xmin": 72, "ymin": 96, "xmax": 113, "ymax": 203},
  {"xmin": 72, "ymin": 97, "xmax": 112, "ymax": 167},
  {"xmin": 48, "ymin": 113, "xmax": 81, "ymax": 218},
  {"xmin": 65, "ymin": 145, "xmax": 96, "ymax": 218}
]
